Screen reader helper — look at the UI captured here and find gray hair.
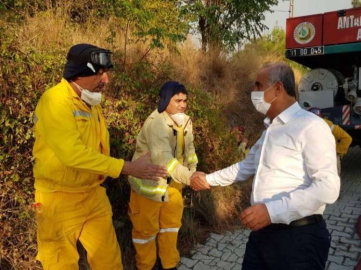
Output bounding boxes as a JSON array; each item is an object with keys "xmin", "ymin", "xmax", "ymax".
[{"xmin": 262, "ymin": 62, "xmax": 296, "ymax": 98}]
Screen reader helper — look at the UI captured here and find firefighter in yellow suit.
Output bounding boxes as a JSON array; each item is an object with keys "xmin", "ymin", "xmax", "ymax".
[
  {"xmin": 308, "ymin": 107, "xmax": 352, "ymax": 174},
  {"xmin": 323, "ymin": 119, "xmax": 352, "ymax": 174},
  {"xmin": 32, "ymin": 44, "xmax": 167, "ymax": 270},
  {"xmin": 129, "ymin": 81, "xmax": 199, "ymax": 270}
]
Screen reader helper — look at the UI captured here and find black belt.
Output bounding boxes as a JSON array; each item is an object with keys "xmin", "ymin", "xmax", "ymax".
[{"xmin": 265, "ymin": 215, "xmax": 324, "ymax": 230}]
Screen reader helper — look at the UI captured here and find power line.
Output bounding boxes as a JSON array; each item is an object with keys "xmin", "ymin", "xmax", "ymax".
[
  {"xmin": 274, "ymin": 0, "xmax": 294, "ymax": 17},
  {"xmin": 271, "ymin": 9, "xmax": 290, "ymax": 13},
  {"xmin": 280, "ymin": 0, "xmax": 294, "ymax": 17}
]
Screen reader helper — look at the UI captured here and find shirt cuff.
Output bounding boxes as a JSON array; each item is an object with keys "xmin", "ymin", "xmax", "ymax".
[
  {"xmin": 265, "ymin": 200, "xmax": 286, "ymax": 224},
  {"xmin": 206, "ymin": 173, "xmax": 219, "ymax": 186},
  {"xmin": 109, "ymin": 158, "xmax": 124, "ymax": 178}
]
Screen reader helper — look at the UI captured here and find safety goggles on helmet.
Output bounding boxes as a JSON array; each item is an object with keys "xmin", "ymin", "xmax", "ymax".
[{"xmin": 90, "ymin": 50, "xmax": 113, "ymax": 68}]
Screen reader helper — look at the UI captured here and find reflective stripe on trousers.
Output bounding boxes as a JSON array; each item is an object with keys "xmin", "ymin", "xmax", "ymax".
[
  {"xmin": 132, "ymin": 227, "xmax": 180, "ymax": 244},
  {"xmin": 133, "ymin": 235, "xmax": 157, "ymax": 244}
]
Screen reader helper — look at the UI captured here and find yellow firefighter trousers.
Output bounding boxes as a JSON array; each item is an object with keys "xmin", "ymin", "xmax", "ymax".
[
  {"xmin": 129, "ymin": 182, "xmax": 183, "ymax": 270},
  {"xmin": 35, "ymin": 186, "xmax": 122, "ymax": 270}
]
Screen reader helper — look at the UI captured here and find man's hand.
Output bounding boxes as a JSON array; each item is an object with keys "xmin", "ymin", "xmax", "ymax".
[
  {"xmin": 122, "ymin": 152, "xmax": 168, "ymax": 181},
  {"xmin": 240, "ymin": 204, "xmax": 271, "ymax": 231},
  {"xmin": 190, "ymin": 171, "xmax": 210, "ymax": 191}
]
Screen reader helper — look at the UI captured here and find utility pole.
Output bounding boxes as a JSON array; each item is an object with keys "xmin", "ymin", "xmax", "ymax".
[
  {"xmin": 283, "ymin": 0, "xmax": 294, "ymax": 18},
  {"xmin": 289, "ymin": 0, "xmax": 294, "ymax": 18}
]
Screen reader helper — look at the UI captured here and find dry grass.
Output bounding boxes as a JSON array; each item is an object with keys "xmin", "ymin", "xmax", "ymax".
[
  {"xmin": 173, "ymin": 43, "xmax": 239, "ymax": 105},
  {"xmin": 18, "ymin": 13, "xmax": 67, "ymax": 50},
  {"xmin": 1, "ymin": 194, "xmax": 40, "ymax": 270}
]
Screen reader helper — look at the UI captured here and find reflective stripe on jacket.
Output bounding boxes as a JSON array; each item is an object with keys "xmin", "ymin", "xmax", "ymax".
[
  {"xmin": 129, "ymin": 110, "xmax": 198, "ymax": 202},
  {"xmin": 33, "ymin": 79, "xmax": 124, "ymax": 192}
]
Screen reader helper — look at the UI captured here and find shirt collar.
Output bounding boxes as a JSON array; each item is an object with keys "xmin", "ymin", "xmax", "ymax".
[
  {"xmin": 264, "ymin": 102, "xmax": 301, "ymax": 127},
  {"xmin": 263, "ymin": 117, "xmax": 271, "ymax": 128}
]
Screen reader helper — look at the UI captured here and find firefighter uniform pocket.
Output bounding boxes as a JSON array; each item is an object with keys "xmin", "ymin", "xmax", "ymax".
[{"xmin": 128, "ymin": 190, "xmax": 142, "ymax": 229}]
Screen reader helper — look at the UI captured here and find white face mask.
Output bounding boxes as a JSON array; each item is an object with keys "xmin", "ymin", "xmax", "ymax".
[
  {"xmin": 72, "ymin": 81, "xmax": 102, "ymax": 106},
  {"xmin": 171, "ymin": 113, "xmax": 185, "ymax": 126},
  {"xmin": 251, "ymin": 83, "xmax": 277, "ymax": 115}
]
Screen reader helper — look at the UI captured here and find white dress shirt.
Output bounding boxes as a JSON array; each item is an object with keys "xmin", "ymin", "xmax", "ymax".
[{"xmin": 206, "ymin": 102, "xmax": 340, "ymax": 224}]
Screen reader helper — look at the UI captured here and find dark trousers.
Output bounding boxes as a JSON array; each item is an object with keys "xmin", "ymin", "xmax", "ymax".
[{"xmin": 242, "ymin": 221, "xmax": 331, "ymax": 270}]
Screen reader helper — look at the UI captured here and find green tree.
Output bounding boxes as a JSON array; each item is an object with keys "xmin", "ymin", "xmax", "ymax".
[
  {"xmin": 352, "ymin": 0, "xmax": 361, "ymax": 7},
  {"xmin": 182, "ymin": 0, "xmax": 278, "ymax": 52},
  {"xmin": 239, "ymin": 26, "xmax": 308, "ymax": 73},
  {"xmin": 254, "ymin": 26, "xmax": 285, "ymax": 54},
  {"xmin": 100, "ymin": 0, "xmax": 190, "ymax": 50}
]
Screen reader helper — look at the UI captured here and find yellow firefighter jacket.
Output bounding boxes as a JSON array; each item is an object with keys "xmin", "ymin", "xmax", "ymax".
[
  {"xmin": 324, "ymin": 119, "xmax": 352, "ymax": 157},
  {"xmin": 33, "ymin": 79, "xmax": 124, "ymax": 192},
  {"xmin": 129, "ymin": 110, "xmax": 198, "ymax": 202}
]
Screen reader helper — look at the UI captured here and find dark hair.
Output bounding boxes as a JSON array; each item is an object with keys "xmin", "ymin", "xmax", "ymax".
[{"xmin": 262, "ymin": 62, "xmax": 296, "ymax": 98}]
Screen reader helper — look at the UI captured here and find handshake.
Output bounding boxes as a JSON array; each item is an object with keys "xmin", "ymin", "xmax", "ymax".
[{"xmin": 190, "ymin": 171, "xmax": 210, "ymax": 191}]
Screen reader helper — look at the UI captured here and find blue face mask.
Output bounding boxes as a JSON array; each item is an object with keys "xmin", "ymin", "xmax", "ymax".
[{"xmin": 251, "ymin": 83, "xmax": 277, "ymax": 115}]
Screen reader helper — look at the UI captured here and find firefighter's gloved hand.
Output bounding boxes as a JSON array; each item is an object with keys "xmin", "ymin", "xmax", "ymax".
[
  {"xmin": 190, "ymin": 171, "xmax": 210, "ymax": 191},
  {"xmin": 122, "ymin": 152, "xmax": 168, "ymax": 181}
]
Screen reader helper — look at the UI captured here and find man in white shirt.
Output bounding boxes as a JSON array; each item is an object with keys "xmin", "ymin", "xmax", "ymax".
[{"xmin": 191, "ymin": 62, "xmax": 340, "ymax": 270}]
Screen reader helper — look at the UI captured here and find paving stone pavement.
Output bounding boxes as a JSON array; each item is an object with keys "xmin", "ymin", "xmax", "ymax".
[{"xmin": 179, "ymin": 147, "xmax": 361, "ymax": 270}]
